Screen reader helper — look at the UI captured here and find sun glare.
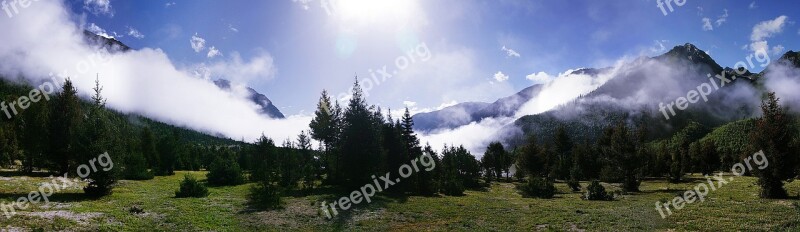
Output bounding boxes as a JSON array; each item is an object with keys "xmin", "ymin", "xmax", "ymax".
[{"xmin": 330, "ymin": 0, "xmax": 417, "ymax": 27}]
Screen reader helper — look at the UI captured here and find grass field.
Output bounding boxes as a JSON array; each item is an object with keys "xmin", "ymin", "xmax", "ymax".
[{"xmin": 1, "ymin": 171, "xmax": 799, "ymax": 231}]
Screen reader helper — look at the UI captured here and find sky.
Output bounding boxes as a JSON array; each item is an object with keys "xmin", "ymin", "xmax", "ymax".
[
  {"xmin": 0, "ymin": 0, "xmax": 797, "ymax": 150},
  {"xmin": 59, "ymin": 0, "xmax": 800, "ymax": 116}
]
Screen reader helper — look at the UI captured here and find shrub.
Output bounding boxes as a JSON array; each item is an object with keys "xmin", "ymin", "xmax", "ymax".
[
  {"xmin": 206, "ymin": 158, "xmax": 245, "ymax": 186},
  {"xmin": 442, "ymin": 177, "xmax": 465, "ymax": 196},
  {"xmin": 250, "ymin": 181, "xmax": 283, "ymax": 209},
  {"xmin": 583, "ymin": 180, "xmax": 613, "ymax": 201},
  {"xmin": 123, "ymin": 152, "xmax": 154, "ymax": 180},
  {"xmin": 567, "ymin": 179, "xmax": 581, "ymax": 192},
  {"xmin": 520, "ymin": 176, "xmax": 555, "ymax": 198},
  {"xmin": 175, "ymin": 174, "xmax": 209, "ymax": 198}
]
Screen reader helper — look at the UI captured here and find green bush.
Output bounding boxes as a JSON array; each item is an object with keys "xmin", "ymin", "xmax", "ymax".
[
  {"xmin": 123, "ymin": 152, "xmax": 154, "ymax": 180},
  {"xmin": 520, "ymin": 177, "xmax": 555, "ymax": 198},
  {"xmin": 567, "ymin": 179, "xmax": 581, "ymax": 192},
  {"xmin": 583, "ymin": 180, "xmax": 613, "ymax": 201},
  {"xmin": 175, "ymin": 174, "xmax": 209, "ymax": 198},
  {"xmin": 206, "ymin": 158, "xmax": 245, "ymax": 186},
  {"xmin": 250, "ymin": 181, "xmax": 283, "ymax": 209}
]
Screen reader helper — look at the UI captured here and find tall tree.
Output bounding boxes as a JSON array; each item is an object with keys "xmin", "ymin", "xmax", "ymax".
[
  {"xmin": 296, "ymin": 131, "xmax": 315, "ymax": 194},
  {"xmin": 598, "ymin": 122, "xmax": 642, "ymax": 192},
  {"xmin": 339, "ymin": 79, "xmax": 382, "ymax": 187},
  {"xmin": 20, "ymin": 90, "xmax": 49, "ymax": 173},
  {"xmin": 47, "ymin": 78, "xmax": 83, "ymax": 174},
  {"xmin": 309, "ymin": 90, "xmax": 336, "ymax": 181},
  {"xmin": 750, "ymin": 92, "xmax": 797, "ymax": 199},
  {"xmin": 81, "ymin": 78, "xmax": 119, "ymax": 197},
  {"xmin": 553, "ymin": 126, "xmax": 573, "ymax": 179},
  {"xmin": 140, "ymin": 127, "xmax": 159, "ymax": 170}
]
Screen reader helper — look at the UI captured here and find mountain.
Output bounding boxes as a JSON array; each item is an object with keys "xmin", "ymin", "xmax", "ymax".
[
  {"xmin": 417, "ymin": 43, "xmax": 791, "ymax": 148},
  {"xmin": 412, "ymin": 102, "xmax": 491, "ymax": 130},
  {"xmin": 213, "ymin": 79, "xmax": 285, "ymax": 119},
  {"xmin": 412, "ymin": 85, "xmax": 543, "ymax": 132},
  {"xmin": 82, "ymin": 30, "xmax": 131, "ymax": 52},
  {"xmin": 82, "ymin": 31, "xmax": 285, "ymax": 119}
]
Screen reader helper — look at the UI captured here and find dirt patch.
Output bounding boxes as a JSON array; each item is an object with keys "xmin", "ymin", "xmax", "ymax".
[{"xmin": 19, "ymin": 211, "xmax": 102, "ymax": 225}]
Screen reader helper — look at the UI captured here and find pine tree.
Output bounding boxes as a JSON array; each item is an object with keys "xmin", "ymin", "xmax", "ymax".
[
  {"xmin": 417, "ymin": 143, "xmax": 440, "ymax": 196},
  {"xmin": 296, "ymin": 131, "xmax": 315, "ymax": 194},
  {"xmin": 553, "ymin": 126, "xmax": 573, "ymax": 180},
  {"xmin": 47, "ymin": 78, "xmax": 83, "ymax": 174},
  {"xmin": 140, "ymin": 127, "xmax": 159, "ymax": 170},
  {"xmin": 81, "ymin": 77, "xmax": 119, "ymax": 197},
  {"xmin": 309, "ymin": 90, "xmax": 336, "ymax": 181},
  {"xmin": 517, "ymin": 134, "xmax": 544, "ymax": 178},
  {"xmin": 339, "ymin": 79, "xmax": 382, "ymax": 187},
  {"xmin": 750, "ymin": 92, "xmax": 797, "ymax": 199},
  {"xmin": 250, "ymin": 135, "xmax": 283, "ymax": 209},
  {"xmin": 20, "ymin": 90, "xmax": 49, "ymax": 173}
]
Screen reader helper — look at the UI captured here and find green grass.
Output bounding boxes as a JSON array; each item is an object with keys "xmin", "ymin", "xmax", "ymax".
[{"xmin": 2, "ymin": 172, "xmax": 800, "ymax": 231}]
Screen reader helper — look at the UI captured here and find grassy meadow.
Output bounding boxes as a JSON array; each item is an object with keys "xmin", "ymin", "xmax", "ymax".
[{"xmin": 1, "ymin": 171, "xmax": 799, "ymax": 231}]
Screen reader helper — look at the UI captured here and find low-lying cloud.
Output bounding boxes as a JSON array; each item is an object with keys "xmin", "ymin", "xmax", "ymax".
[{"xmin": 0, "ymin": 0, "xmax": 308, "ymax": 142}]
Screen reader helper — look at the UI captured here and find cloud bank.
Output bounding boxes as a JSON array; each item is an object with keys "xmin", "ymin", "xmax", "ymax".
[{"xmin": 0, "ymin": 0, "xmax": 309, "ymax": 142}]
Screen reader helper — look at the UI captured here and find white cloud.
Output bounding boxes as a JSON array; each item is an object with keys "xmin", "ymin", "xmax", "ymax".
[
  {"xmin": 749, "ymin": 15, "xmax": 788, "ymax": 53},
  {"xmin": 207, "ymin": 46, "xmax": 221, "ymax": 58},
  {"xmin": 86, "ymin": 23, "xmax": 113, "ymax": 39},
  {"xmin": 127, "ymin": 27, "xmax": 144, "ymax": 39},
  {"xmin": 292, "ymin": 0, "xmax": 312, "ymax": 10},
  {"xmin": 493, "ymin": 71, "xmax": 509, "ymax": 82},
  {"xmin": 772, "ymin": 45, "xmax": 786, "ymax": 56},
  {"xmin": 0, "ymin": 0, "xmax": 307, "ymax": 142},
  {"xmin": 501, "ymin": 46, "xmax": 520, "ymax": 58},
  {"xmin": 749, "ymin": 2, "xmax": 757, "ymax": 9},
  {"xmin": 83, "ymin": 0, "xmax": 114, "ymax": 17},
  {"xmin": 165, "ymin": 2, "xmax": 176, "ymax": 8},
  {"xmin": 702, "ymin": 18, "xmax": 714, "ymax": 31},
  {"xmin": 228, "ymin": 24, "xmax": 239, "ymax": 33},
  {"xmin": 650, "ymin": 40, "xmax": 669, "ymax": 54},
  {"xmin": 402, "ymin": 101, "xmax": 417, "ymax": 108},
  {"xmin": 418, "ymin": 117, "xmax": 516, "ymax": 157},
  {"xmin": 715, "ymin": 9, "xmax": 728, "ymax": 26},
  {"xmin": 197, "ymin": 52, "xmax": 276, "ymax": 84},
  {"xmin": 190, "ymin": 33, "xmax": 206, "ymax": 53},
  {"xmin": 696, "ymin": 7, "xmax": 703, "ymax": 16},
  {"xmin": 751, "ymin": 15, "xmax": 788, "ymax": 41},
  {"xmin": 525, "ymin": 72, "xmax": 553, "ymax": 83}
]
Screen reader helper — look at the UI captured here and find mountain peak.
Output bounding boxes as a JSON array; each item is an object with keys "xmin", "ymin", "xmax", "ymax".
[
  {"xmin": 658, "ymin": 43, "xmax": 723, "ymax": 74},
  {"xmin": 779, "ymin": 50, "xmax": 800, "ymax": 68}
]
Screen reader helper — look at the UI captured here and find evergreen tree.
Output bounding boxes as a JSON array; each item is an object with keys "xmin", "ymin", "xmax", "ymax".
[
  {"xmin": 417, "ymin": 143, "xmax": 440, "ymax": 196},
  {"xmin": 517, "ymin": 134, "xmax": 544, "ymax": 178},
  {"xmin": 750, "ymin": 93, "xmax": 797, "ymax": 199},
  {"xmin": 278, "ymin": 139, "xmax": 300, "ymax": 189},
  {"xmin": 553, "ymin": 126, "xmax": 573, "ymax": 179},
  {"xmin": 250, "ymin": 135, "xmax": 283, "ymax": 209},
  {"xmin": 20, "ymin": 91, "xmax": 49, "ymax": 173},
  {"xmin": 339, "ymin": 79, "xmax": 382, "ymax": 187},
  {"xmin": 598, "ymin": 122, "xmax": 641, "ymax": 192},
  {"xmin": 47, "ymin": 78, "xmax": 83, "ymax": 174},
  {"xmin": 140, "ymin": 127, "xmax": 159, "ymax": 170},
  {"xmin": 81, "ymin": 78, "xmax": 119, "ymax": 197},
  {"xmin": 123, "ymin": 151, "xmax": 153, "ymax": 180},
  {"xmin": 309, "ymin": 90, "xmax": 336, "ymax": 181},
  {"xmin": 296, "ymin": 131, "xmax": 315, "ymax": 194}
]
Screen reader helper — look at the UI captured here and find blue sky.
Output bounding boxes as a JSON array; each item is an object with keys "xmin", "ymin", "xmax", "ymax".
[{"xmin": 67, "ymin": 0, "xmax": 799, "ymax": 116}]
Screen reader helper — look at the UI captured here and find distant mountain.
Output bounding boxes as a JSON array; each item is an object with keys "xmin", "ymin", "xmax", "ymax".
[
  {"xmin": 417, "ymin": 43, "xmax": 791, "ymax": 148},
  {"xmin": 412, "ymin": 102, "xmax": 491, "ymax": 131},
  {"xmin": 213, "ymin": 79, "xmax": 285, "ymax": 119},
  {"xmin": 506, "ymin": 43, "xmax": 782, "ymax": 145},
  {"xmin": 413, "ymin": 85, "xmax": 544, "ymax": 132},
  {"xmin": 81, "ymin": 31, "xmax": 285, "ymax": 119},
  {"xmin": 82, "ymin": 30, "xmax": 131, "ymax": 52}
]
